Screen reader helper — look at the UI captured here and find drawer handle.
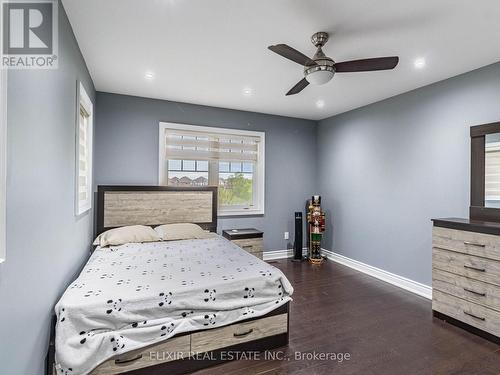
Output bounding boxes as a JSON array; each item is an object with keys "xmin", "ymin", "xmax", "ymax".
[
  {"xmin": 463, "ymin": 288, "xmax": 486, "ymax": 297},
  {"xmin": 463, "ymin": 265, "xmax": 486, "ymax": 272},
  {"xmin": 463, "ymin": 241, "xmax": 485, "ymax": 248},
  {"xmin": 463, "ymin": 311, "xmax": 485, "ymax": 321},
  {"xmin": 242, "ymin": 245, "xmax": 253, "ymax": 249},
  {"xmin": 233, "ymin": 328, "xmax": 254, "ymax": 338},
  {"xmin": 115, "ymin": 354, "xmax": 143, "ymax": 365}
]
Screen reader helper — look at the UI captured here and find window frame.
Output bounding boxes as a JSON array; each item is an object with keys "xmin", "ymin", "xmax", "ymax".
[
  {"xmin": 0, "ymin": 68, "xmax": 6, "ymax": 263},
  {"xmin": 75, "ymin": 82, "xmax": 93, "ymax": 216},
  {"xmin": 158, "ymin": 122, "xmax": 265, "ymax": 216}
]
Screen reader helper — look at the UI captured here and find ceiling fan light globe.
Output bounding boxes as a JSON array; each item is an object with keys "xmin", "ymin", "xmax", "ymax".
[{"xmin": 305, "ymin": 69, "xmax": 334, "ymax": 85}]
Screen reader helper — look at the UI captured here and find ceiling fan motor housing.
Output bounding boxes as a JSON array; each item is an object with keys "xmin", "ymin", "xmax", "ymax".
[{"xmin": 304, "ymin": 46, "xmax": 335, "ymax": 85}]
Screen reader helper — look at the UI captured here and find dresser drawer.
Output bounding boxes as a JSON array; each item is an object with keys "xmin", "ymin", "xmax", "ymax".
[
  {"xmin": 90, "ymin": 335, "xmax": 190, "ymax": 374},
  {"xmin": 433, "ymin": 290, "xmax": 500, "ymax": 337},
  {"xmin": 433, "ymin": 227, "xmax": 500, "ymax": 261},
  {"xmin": 232, "ymin": 238, "xmax": 263, "ymax": 255},
  {"xmin": 191, "ymin": 313, "xmax": 288, "ymax": 353},
  {"xmin": 433, "ymin": 268, "xmax": 500, "ymax": 312},
  {"xmin": 432, "ymin": 247, "xmax": 500, "ymax": 286}
]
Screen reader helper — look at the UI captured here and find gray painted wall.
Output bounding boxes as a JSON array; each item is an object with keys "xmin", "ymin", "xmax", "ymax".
[
  {"xmin": 95, "ymin": 93, "xmax": 317, "ymax": 251},
  {"xmin": 0, "ymin": 3, "xmax": 95, "ymax": 375},
  {"xmin": 318, "ymin": 61, "xmax": 500, "ymax": 286}
]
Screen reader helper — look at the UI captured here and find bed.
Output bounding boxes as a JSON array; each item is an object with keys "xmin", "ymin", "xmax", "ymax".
[{"xmin": 48, "ymin": 186, "xmax": 293, "ymax": 375}]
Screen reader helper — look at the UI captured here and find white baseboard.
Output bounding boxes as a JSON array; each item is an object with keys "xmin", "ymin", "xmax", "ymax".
[
  {"xmin": 263, "ymin": 248, "xmax": 307, "ymax": 261},
  {"xmin": 263, "ymin": 249, "xmax": 293, "ymax": 261},
  {"xmin": 321, "ymin": 249, "xmax": 432, "ymax": 300}
]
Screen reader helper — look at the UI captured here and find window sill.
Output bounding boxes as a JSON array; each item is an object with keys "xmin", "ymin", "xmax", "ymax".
[{"xmin": 218, "ymin": 209, "xmax": 264, "ymax": 217}]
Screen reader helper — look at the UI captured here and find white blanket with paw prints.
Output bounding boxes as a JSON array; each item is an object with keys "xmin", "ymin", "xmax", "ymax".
[{"xmin": 55, "ymin": 236, "xmax": 293, "ymax": 375}]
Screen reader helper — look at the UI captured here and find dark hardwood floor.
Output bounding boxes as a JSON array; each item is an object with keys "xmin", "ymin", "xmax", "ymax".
[{"xmin": 194, "ymin": 259, "xmax": 500, "ymax": 375}]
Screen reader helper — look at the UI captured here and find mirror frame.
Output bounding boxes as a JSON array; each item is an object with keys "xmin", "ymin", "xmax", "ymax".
[{"xmin": 470, "ymin": 121, "xmax": 500, "ymax": 222}]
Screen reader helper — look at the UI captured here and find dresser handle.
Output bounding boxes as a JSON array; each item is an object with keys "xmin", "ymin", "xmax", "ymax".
[
  {"xmin": 463, "ymin": 265, "xmax": 486, "ymax": 272},
  {"xmin": 463, "ymin": 288, "xmax": 486, "ymax": 297},
  {"xmin": 463, "ymin": 241, "xmax": 485, "ymax": 248},
  {"xmin": 115, "ymin": 354, "xmax": 143, "ymax": 365},
  {"xmin": 463, "ymin": 311, "xmax": 485, "ymax": 321},
  {"xmin": 233, "ymin": 328, "xmax": 253, "ymax": 338}
]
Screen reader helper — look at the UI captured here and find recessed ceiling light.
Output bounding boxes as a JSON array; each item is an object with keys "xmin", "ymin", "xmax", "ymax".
[
  {"xmin": 145, "ymin": 72, "xmax": 154, "ymax": 79},
  {"xmin": 242, "ymin": 87, "xmax": 253, "ymax": 96},
  {"xmin": 414, "ymin": 58, "xmax": 426, "ymax": 69},
  {"xmin": 316, "ymin": 99, "xmax": 325, "ymax": 108}
]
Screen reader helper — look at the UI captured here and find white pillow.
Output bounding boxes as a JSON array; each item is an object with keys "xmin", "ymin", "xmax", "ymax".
[
  {"xmin": 93, "ymin": 225, "xmax": 161, "ymax": 247},
  {"xmin": 154, "ymin": 223, "xmax": 213, "ymax": 241}
]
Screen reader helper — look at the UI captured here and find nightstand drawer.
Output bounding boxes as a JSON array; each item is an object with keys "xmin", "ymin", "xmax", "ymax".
[
  {"xmin": 247, "ymin": 250, "xmax": 263, "ymax": 259},
  {"xmin": 232, "ymin": 238, "xmax": 263, "ymax": 252}
]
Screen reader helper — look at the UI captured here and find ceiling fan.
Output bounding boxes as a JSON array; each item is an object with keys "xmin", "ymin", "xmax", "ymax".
[{"xmin": 268, "ymin": 32, "xmax": 399, "ymax": 96}]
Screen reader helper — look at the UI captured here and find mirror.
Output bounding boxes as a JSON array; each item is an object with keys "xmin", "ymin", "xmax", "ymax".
[
  {"xmin": 485, "ymin": 133, "xmax": 500, "ymax": 208},
  {"xmin": 470, "ymin": 121, "xmax": 500, "ymax": 222}
]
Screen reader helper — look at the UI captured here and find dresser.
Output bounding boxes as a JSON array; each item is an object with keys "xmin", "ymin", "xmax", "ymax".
[
  {"xmin": 432, "ymin": 218, "xmax": 500, "ymax": 344},
  {"xmin": 222, "ymin": 228, "xmax": 263, "ymax": 259}
]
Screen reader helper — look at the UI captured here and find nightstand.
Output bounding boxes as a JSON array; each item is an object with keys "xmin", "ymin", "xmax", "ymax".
[{"xmin": 222, "ymin": 228, "xmax": 264, "ymax": 259}]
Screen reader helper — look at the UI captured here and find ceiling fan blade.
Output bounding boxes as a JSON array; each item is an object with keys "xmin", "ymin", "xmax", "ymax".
[
  {"xmin": 268, "ymin": 44, "xmax": 317, "ymax": 67},
  {"xmin": 335, "ymin": 56, "xmax": 399, "ymax": 73},
  {"xmin": 286, "ymin": 78, "xmax": 309, "ymax": 96}
]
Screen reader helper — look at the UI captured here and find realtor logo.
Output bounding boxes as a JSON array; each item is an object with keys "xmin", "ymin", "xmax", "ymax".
[{"xmin": 1, "ymin": 0, "xmax": 58, "ymax": 69}]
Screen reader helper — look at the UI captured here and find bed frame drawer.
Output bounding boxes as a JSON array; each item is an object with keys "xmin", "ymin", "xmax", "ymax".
[
  {"xmin": 51, "ymin": 304, "xmax": 290, "ymax": 375},
  {"xmin": 89, "ymin": 335, "xmax": 190, "ymax": 375},
  {"xmin": 191, "ymin": 313, "xmax": 288, "ymax": 353},
  {"xmin": 433, "ymin": 268, "xmax": 500, "ymax": 312},
  {"xmin": 432, "ymin": 247, "xmax": 500, "ymax": 286},
  {"xmin": 433, "ymin": 227, "xmax": 500, "ymax": 261},
  {"xmin": 433, "ymin": 290, "xmax": 500, "ymax": 337}
]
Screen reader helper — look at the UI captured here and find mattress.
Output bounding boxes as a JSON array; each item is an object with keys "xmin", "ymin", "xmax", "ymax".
[{"xmin": 54, "ymin": 235, "xmax": 293, "ymax": 375}]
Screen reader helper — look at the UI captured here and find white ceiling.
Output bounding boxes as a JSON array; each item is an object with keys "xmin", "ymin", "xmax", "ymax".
[{"xmin": 62, "ymin": 0, "xmax": 500, "ymax": 121}]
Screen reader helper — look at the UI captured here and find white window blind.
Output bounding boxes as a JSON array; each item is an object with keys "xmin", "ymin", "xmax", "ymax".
[
  {"xmin": 485, "ymin": 142, "xmax": 500, "ymax": 201},
  {"xmin": 76, "ymin": 82, "xmax": 93, "ymax": 215},
  {"xmin": 78, "ymin": 109, "xmax": 89, "ymax": 202},
  {"xmin": 164, "ymin": 129, "xmax": 260, "ymax": 162}
]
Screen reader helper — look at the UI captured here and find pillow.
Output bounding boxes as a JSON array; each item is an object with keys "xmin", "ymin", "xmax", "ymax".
[
  {"xmin": 93, "ymin": 225, "xmax": 161, "ymax": 247},
  {"xmin": 154, "ymin": 223, "xmax": 213, "ymax": 241}
]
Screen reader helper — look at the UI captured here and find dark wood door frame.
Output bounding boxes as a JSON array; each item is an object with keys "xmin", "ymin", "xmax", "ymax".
[{"xmin": 470, "ymin": 121, "xmax": 500, "ymax": 222}]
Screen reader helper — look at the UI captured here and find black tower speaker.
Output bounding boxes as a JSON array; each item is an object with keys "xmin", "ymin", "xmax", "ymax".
[{"xmin": 293, "ymin": 212, "xmax": 303, "ymax": 260}]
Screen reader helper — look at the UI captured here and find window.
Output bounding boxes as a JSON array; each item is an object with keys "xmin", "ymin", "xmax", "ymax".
[
  {"xmin": 75, "ymin": 82, "xmax": 93, "ymax": 215},
  {"xmin": 159, "ymin": 123, "xmax": 265, "ymax": 216},
  {"xmin": 0, "ymin": 68, "xmax": 6, "ymax": 262}
]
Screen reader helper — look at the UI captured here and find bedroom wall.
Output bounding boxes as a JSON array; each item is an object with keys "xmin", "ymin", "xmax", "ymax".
[
  {"xmin": 0, "ymin": 3, "xmax": 95, "ymax": 375},
  {"xmin": 94, "ymin": 92, "xmax": 317, "ymax": 252},
  {"xmin": 317, "ymin": 61, "xmax": 500, "ymax": 286}
]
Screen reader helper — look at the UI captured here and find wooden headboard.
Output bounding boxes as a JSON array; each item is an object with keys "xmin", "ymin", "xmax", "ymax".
[{"xmin": 96, "ymin": 185, "xmax": 218, "ymax": 235}]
